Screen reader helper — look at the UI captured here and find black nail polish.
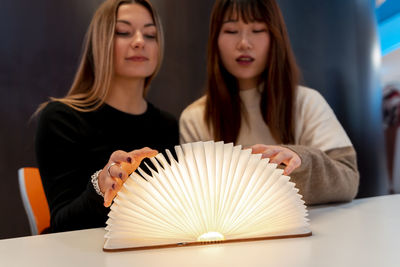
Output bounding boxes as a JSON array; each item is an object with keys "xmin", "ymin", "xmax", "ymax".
[
  {"xmin": 112, "ymin": 183, "xmax": 116, "ymax": 190},
  {"xmin": 127, "ymin": 157, "xmax": 132, "ymax": 163},
  {"xmin": 119, "ymin": 173, "xmax": 123, "ymax": 179}
]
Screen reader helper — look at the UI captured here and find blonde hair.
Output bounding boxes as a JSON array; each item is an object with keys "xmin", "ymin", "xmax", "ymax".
[{"xmin": 38, "ymin": 0, "xmax": 164, "ymax": 113}]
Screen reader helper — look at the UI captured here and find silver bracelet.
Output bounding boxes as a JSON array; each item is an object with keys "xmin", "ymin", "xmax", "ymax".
[{"xmin": 91, "ymin": 169, "xmax": 104, "ymax": 197}]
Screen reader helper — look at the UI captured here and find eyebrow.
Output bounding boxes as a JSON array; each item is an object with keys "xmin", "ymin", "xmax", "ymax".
[
  {"xmin": 116, "ymin": 20, "xmax": 155, "ymax": 27},
  {"xmin": 222, "ymin": 19, "xmax": 238, "ymax": 24}
]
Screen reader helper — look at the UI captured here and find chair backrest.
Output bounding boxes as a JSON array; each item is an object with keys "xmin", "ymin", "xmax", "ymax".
[{"xmin": 18, "ymin": 167, "xmax": 50, "ymax": 235}]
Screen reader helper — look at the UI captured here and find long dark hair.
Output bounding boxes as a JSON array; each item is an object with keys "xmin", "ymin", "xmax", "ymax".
[{"xmin": 205, "ymin": 0, "xmax": 299, "ymax": 144}]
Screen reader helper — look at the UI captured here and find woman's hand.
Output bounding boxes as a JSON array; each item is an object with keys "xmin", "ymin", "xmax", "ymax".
[
  {"xmin": 99, "ymin": 147, "xmax": 158, "ymax": 207},
  {"xmin": 250, "ymin": 144, "xmax": 301, "ymax": 175}
]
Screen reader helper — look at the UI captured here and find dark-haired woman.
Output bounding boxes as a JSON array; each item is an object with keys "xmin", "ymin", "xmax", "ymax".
[{"xmin": 180, "ymin": 0, "xmax": 359, "ymax": 205}]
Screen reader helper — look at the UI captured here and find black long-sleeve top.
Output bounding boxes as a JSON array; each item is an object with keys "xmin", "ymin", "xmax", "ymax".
[{"xmin": 35, "ymin": 101, "xmax": 179, "ymax": 233}]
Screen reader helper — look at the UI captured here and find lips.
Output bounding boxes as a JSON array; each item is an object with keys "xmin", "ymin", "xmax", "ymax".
[
  {"xmin": 236, "ymin": 55, "xmax": 254, "ymax": 65},
  {"xmin": 126, "ymin": 56, "xmax": 148, "ymax": 62}
]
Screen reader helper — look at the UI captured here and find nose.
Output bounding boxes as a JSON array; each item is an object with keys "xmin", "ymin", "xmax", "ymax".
[
  {"xmin": 237, "ymin": 34, "xmax": 252, "ymax": 51},
  {"xmin": 130, "ymin": 31, "xmax": 144, "ymax": 49}
]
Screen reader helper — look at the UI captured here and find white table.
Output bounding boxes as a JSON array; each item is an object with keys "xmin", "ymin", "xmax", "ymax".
[{"xmin": 1, "ymin": 195, "xmax": 399, "ymax": 267}]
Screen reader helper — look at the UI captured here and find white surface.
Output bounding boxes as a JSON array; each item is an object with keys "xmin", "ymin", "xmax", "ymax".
[
  {"xmin": 381, "ymin": 48, "xmax": 400, "ymax": 84},
  {"xmin": 1, "ymin": 195, "xmax": 399, "ymax": 267}
]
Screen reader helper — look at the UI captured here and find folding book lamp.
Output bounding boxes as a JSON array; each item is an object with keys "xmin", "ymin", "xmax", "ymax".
[{"xmin": 103, "ymin": 141, "xmax": 311, "ymax": 251}]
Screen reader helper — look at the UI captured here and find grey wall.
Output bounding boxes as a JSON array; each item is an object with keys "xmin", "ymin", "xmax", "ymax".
[
  {"xmin": 0, "ymin": 0, "xmax": 105, "ymax": 239},
  {"xmin": 276, "ymin": 0, "xmax": 389, "ymax": 197},
  {"xmin": 149, "ymin": 0, "xmax": 214, "ymax": 114}
]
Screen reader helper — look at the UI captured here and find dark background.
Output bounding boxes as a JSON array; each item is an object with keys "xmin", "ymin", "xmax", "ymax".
[{"xmin": 0, "ymin": 0, "xmax": 389, "ymax": 239}]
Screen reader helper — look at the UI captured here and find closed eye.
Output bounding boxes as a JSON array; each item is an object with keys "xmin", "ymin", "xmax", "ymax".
[
  {"xmin": 224, "ymin": 30, "xmax": 238, "ymax": 34},
  {"xmin": 115, "ymin": 31, "xmax": 131, "ymax": 36},
  {"xmin": 253, "ymin": 29, "xmax": 267, "ymax": 33},
  {"xmin": 144, "ymin": 34, "xmax": 156, "ymax": 39}
]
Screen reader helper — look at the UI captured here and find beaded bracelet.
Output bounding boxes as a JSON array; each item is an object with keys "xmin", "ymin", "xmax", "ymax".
[{"xmin": 91, "ymin": 169, "xmax": 104, "ymax": 197}]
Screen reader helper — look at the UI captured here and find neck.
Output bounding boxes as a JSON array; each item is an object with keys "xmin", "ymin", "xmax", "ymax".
[
  {"xmin": 238, "ymin": 78, "xmax": 259, "ymax": 91},
  {"xmin": 106, "ymin": 76, "xmax": 147, "ymax": 115}
]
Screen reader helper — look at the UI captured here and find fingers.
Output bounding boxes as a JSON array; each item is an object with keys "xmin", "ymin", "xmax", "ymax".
[
  {"xmin": 100, "ymin": 147, "xmax": 158, "ymax": 207},
  {"xmin": 107, "ymin": 163, "xmax": 128, "ymax": 181},
  {"xmin": 109, "ymin": 150, "xmax": 133, "ymax": 167},
  {"xmin": 251, "ymin": 144, "xmax": 268, "ymax": 154},
  {"xmin": 127, "ymin": 147, "xmax": 158, "ymax": 172},
  {"xmin": 104, "ymin": 189, "xmax": 114, "ymax": 208},
  {"xmin": 268, "ymin": 150, "xmax": 294, "ymax": 175},
  {"xmin": 271, "ymin": 149, "xmax": 302, "ymax": 175},
  {"xmin": 132, "ymin": 147, "xmax": 158, "ymax": 161},
  {"xmin": 251, "ymin": 144, "xmax": 281, "ymax": 159},
  {"xmin": 104, "ymin": 179, "xmax": 123, "ymax": 207},
  {"xmin": 250, "ymin": 145, "xmax": 301, "ymax": 175},
  {"xmin": 284, "ymin": 156, "xmax": 301, "ymax": 175},
  {"xmin": 108, "ymin": 150, "xmax": 136, "ymax": 179},
  {"xmin": 261, "ymin": 148, "xmax": 281, "ymax": 159},
  {"xmin": 102, "ymin": 162, "xmax": 126, "ymax": 207}
]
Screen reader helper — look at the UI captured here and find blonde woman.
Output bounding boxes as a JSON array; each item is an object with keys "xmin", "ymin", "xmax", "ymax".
[{"xmin": 35, "ymin": 0, "xmax": 178, "ymax": 233}]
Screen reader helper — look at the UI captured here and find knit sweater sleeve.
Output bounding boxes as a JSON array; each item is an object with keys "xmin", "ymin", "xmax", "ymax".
[
  {"xmin": 284, "ymin": 145, "xmax": 359, "ymax": 205},
  {"xmin": 35, "ymin": 102, "xmax": 108, "ymax": 232},
  {"xmin": 286, "ymin": 87, "xmax": 360, "ymax": 204}
]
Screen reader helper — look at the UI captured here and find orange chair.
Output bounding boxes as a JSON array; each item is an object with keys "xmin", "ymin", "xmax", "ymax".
[{"xmin": 18, "ymin": 167, "xmax": 50, "ymax": 235}]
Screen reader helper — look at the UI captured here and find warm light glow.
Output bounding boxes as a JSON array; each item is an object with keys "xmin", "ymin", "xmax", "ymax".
[
  {"xmin": 197, "ymin": 232, "xmax": 225, "ymax": 242},
  {"xmin": 104, "ymin": 141, "xmax": 310, "ymax": 251}
]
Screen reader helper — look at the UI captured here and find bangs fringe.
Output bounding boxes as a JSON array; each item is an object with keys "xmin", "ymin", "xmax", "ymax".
[{"xmin": 223, "ymin": 0, "xmax": 266, "ymax": 22}]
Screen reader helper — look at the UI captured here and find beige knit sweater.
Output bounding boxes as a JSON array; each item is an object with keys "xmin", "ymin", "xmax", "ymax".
[{"xmin": 179, "ymin": 86, "xmax": 359, "ymax": 205}]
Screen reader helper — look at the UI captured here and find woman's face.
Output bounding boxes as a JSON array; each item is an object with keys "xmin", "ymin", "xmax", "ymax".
[
  {"xmin": 113, "ymin": 3, "xmax": 158, "ymax": 80},
  {"xmin": 218, "ymin": 15, "xmax": 270, "ymax": 90}
]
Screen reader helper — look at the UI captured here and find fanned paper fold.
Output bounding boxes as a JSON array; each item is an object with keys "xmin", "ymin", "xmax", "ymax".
[{"xmin": 104, "ymin": 141, "xmax": 311, "ymax": 251}]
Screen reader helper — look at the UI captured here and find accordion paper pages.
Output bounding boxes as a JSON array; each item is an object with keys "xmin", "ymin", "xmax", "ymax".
[{"xmin": 104, "ymin": 141, "xmax": 311, "ymax": 251}]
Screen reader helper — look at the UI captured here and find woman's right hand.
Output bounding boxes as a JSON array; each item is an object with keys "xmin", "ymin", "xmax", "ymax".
[
  {"xmin": 250, "ymin": 144, "xmax": 301, "ymax": 175},
  {"xmin": 98, "ymin": 147, "xmax": 158, "ymax": 207}
]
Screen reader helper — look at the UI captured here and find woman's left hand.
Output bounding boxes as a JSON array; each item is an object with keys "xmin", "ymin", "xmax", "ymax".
[{"xmin": 250, "ymin": 144, "xmax": 301, "ymax": 175}]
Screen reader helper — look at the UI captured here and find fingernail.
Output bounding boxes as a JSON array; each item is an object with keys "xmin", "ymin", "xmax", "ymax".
[
  {"xmin": 112, "ymin": 183, "xmax": 116, "ymax": 190},
  {"xmin": 119, "ymin": 173, "xmax": 123, "ymax": 179},
  {"xmin": 127, "ymin": 157, "xmax": 132, "ymax": 163}
]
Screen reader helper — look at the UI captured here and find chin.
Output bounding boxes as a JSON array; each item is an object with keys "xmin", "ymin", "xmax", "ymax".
[
  {"xmin": 234, "ymin": 74, "xmax": 258, "ymax": 80},
  {"xmin": 119, "ymin": 72, "xmax": 154, "ymax": 79}
]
